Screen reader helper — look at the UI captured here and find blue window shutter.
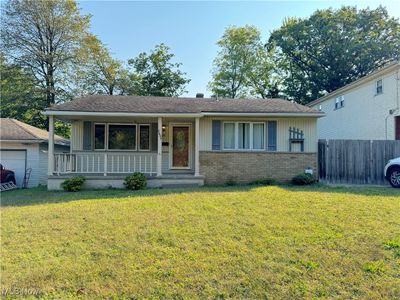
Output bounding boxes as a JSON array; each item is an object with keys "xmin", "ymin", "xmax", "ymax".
[
  {"xmin": 150, "ymin": 123, "xmax": 158, "ymax": 152},
  {"xmin": 267, "ymin": 121, "xmax": 277, "ymax": 151},
  {"xmin": 212, "ymin": 120, "xmax": 221, "ymax": 150},
  {"xmin": 83, "ymin": 121, "xmax": 92, "ymax": 150}
]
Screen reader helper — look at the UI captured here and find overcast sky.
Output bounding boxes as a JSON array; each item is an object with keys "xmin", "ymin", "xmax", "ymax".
[{"xmin": 78, "ymin": 1, "xmax": 400, "ymax": 97}]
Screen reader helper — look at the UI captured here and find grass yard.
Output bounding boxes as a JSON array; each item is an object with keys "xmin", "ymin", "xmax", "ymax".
[{"xmin": 1, "ymin": 185, "xmax": 400, "ymax": 299}]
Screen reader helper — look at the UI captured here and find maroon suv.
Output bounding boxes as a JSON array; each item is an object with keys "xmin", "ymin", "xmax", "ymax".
[{"xmin": 0, "ymin": 164, "xmax": 16, "ymax": 185}]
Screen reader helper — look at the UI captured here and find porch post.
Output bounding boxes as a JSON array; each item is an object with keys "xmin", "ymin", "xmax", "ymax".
[
  {"xmin": 157, "ymin": 117, "xmax": 162, "ymax": 176},
  {"xmin": 195, "ymin": 117, "xmax": 200, "ymax": 176},
  {"xmin": 48, "ymin": 115, "xmax": 55, "ymax": 176}
]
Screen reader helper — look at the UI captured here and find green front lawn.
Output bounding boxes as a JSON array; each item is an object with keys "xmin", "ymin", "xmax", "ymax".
[{"xmin": 1, "ymin": 185, "xmax": 399, "ymax": 299}]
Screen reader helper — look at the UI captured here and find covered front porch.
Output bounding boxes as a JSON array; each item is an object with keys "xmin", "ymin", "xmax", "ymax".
[{"xmin": 47, "ymin": 114, "xmax": 204, "ymax": 189}]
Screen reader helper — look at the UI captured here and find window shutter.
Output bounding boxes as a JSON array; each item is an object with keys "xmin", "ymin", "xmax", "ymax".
[
  {"xmin": 83, "ymin": 121, "xmax": 92, "ymax": 150},
  {"xmin": 267, "ymin": 121, "xmax": 277, "ymax": 151},
  {"xmin": 212, "ymin": 120, "xmax": 221, "ymax": 150},
  {"xmin": 150, "ymin": 123, "xmax": 158, "ymax": 152}
]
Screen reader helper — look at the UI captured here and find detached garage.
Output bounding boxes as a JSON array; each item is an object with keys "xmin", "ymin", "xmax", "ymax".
[{"xmin": 0, "ymin": 118, "xmax": 69, "ymax": 187}]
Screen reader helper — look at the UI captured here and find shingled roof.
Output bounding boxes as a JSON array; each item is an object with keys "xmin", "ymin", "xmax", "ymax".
[
  {"xmin": 0, "ymin": 118, "xmax": 69, "ymax": 145},
  {"xmin": 46, "ymin": 95, "xmax": 321, "ymax": 115}
]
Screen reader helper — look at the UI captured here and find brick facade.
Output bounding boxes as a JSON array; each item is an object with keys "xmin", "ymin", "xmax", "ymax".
[{"xmin": 199, "ymin": 151, "xmax": 317, "ymax": 184}]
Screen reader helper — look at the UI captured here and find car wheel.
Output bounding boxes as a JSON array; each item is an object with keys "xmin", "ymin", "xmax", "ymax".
[{"xmin": 388, "ymin": 167, "xmax": 400, "ymax": 188}]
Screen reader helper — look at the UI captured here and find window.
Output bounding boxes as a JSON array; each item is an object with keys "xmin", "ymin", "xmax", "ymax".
[
  {"xmin": 238, "ymin": 123, "xmax": 250, "ymax": 149},
  {"xmin": 253, "ymin": 123, "xmax": 264, "ymax": 150},
  {"xmin": 376, "ymin": 79, "xmax": 383, "ymax": 95},
  {"xmin": 223, "ymin": 123, "xmax": 235, "ymax": 149},
  {"xmin": 139, "ymin": 124, "xmax": 150, "ymax": 151},
  {"xmin": 94, "ymin": 124, "xmax": 106, "ymax": 150},
  {"xmin": 108, "ymin": 124, "xmax": 136, "ymax": 150},
  {"xmin": 223, "ymin": 122, "xmax": 265, "ymax": 150},
  {"xmin": 335, "ymin": 95, "xmax": 344, "ymax": 109}
]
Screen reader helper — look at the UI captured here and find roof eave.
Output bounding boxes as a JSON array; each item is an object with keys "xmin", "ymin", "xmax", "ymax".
[{"xmin": 308, "ymin": 61, "xmax": 400, "ymax": 107}]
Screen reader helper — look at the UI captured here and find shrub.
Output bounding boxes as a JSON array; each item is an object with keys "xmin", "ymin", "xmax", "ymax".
[
  {"xmin": 291, "ymin": 173, "xmax": 316, "ymax": 185},
  {"xmin": 249, "ymin": 178, "xmax": 276, "ymax": 186},
  {"xmin": 225, "ymin": 177, "xmax": 236, "ymax": 186},
  {"xmin": 124, "ymin": 172, "xmax": 147, "ymax": 190},
  {"xmin": 61, "ymin": 176, "xmax": 86, "ymax": 192}
]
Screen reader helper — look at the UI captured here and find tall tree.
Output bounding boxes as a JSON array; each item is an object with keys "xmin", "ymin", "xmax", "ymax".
[
  {"xmin": 1, "ymin": 0, "xmax": 91, "ymax": 128},
  {"xmin": 247, "ymin": 47, "xmax": 283, "ymax": 99},
  {"xmin": 268, "ymin": 6, "xmax": 400, "ymax": 103},
  {"xmin": 209, "ymin": 26, "xmax": 261, "ymax": 99},
  {"xmin": 0, "ymin": 54, "xmax": 70, "ymax": 137},
  {"xmin": 127, "ymin": 44, "xmax": 190, "ymax": 97},
  {"xmin": 74, "ymin": 35, "xmax": 130, "ymax": 96}
]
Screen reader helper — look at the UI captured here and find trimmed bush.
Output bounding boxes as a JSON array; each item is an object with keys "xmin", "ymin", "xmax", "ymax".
[
  {"xmin": 292, "ymin": 173, "xmax": 316, "ymax": 185},
  {"xmin": 124, "ymin": 172, "xmax": 147, "ymax": 190},
  {"xmin": 249, "ymin": 178, "xmax": 276, "ymax": 186},
  {"xmin": 61, "ymin": 176, "xmax": 86, "ymax": 192}
]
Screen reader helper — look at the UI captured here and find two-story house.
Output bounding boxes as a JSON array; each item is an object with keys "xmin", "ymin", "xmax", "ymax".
[{"xmin": 308, "ymin": 61, "xmax": 400, "ymax": 140}]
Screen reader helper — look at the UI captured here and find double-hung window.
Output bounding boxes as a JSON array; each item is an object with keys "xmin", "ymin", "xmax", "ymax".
[
  {"xmin": 139, "ymin": 124, "xmax": 150, "ymax": 151},
  {"xmin": 376, "ymin": 79, "xmax": 383, "ymax": 95},
  {"xmin": 223, "ymin": 122, "xmax": 265, "ymax": 150},
  {"xmin": 335, "ymin": 95, "xmax": 344, "ymax": 109},
  {"xmin": 223, "ymin": 123, "xmax": 236, "ymax": 150},
  {"xmin": 94, "ymin": 124, "xmax": 106, "ymax": 150}
]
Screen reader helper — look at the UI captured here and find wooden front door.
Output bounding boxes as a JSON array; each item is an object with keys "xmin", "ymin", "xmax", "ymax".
[
  {"xmin": 396, "ymin": 116, "xmax": 400, "ymax": 140},
  {"xmin": 172, "ymin": 126, "xmax": 190, "ymax": 168}
]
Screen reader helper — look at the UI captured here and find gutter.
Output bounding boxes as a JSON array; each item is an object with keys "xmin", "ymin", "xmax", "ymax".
[{"xmin": 43, "ymin": 111, "xmax": 325, "ymax": 118}]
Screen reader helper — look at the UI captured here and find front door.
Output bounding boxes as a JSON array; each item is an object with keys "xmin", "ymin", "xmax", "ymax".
[
  {"xmin": 396, "ymin": 116, "xmax": 400, "ymax": 140},
  {"xmin": 172, "ymin": 125, "xmax": 190, "ymax": 168}
]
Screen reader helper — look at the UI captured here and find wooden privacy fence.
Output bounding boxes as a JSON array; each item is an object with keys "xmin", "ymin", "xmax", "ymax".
[{"xmin": 318, "ymin": 139, "xmax": 400, "ymax": 185}]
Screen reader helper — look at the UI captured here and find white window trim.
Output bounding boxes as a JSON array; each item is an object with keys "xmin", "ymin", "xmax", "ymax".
[
  {"xmin": 375, "ymin": 79, "xmax": 383, "ymax": 96},
  {"xmin": 222, "ymin": 121, "xmax": 266, "ymax": 151},
  {"xmin": 138, "ymin": 124, "xmax": 151, "ymax": 151},
  {"xmin": 335, "ymin": 95, "xmax": 344, "ymax": 110}
]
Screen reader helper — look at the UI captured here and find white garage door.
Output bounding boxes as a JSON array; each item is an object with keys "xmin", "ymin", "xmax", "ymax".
[{"xmin": 0, "ymin": 150, "xmax": 26, "ymax": 187}]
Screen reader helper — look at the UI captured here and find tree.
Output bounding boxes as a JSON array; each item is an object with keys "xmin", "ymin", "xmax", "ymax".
[
  {"xmin": 247, "ymin": 47, "xmax": 283, "ymax": 99},
  {"xmin": 127, "ymin": 43, "xmax": 190, "ymax": 97},
  {"xmin": 1, "ymin": 0, "xmax": 91, "ymax": 128},
  {"xmin": 268, "ymin": 6, "xmax": 400, "ymax": 103},
  {"xmin": 209, "ymin": 26, "xmax": 261, "ymax": 99},
  {"xmin": 0, "ymin": 54, "xmax": 70, "ymax": 137},
  {"xmin": 73, "ymin": 35, "xmax": 130, "ymax": 96}
]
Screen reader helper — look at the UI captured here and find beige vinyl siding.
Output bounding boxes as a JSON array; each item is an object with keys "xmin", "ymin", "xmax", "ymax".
[
  {"xmin": 199, "ymin": 116, "xmax": 317, "ymax": 152},
  {"xmin": 71, "ymin": 121, "xmax": 83, "ymax": 151}
]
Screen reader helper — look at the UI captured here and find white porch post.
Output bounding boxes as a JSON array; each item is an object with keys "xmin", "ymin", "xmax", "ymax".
[
  {"xmin": 157, "ymin": 117, "xmax": 163, "ymax": 176},
  {"xmin": 195, "ymin": 117, "xmax": 200, "ymax": 176},
  {"xmin": 48, "ymin": 115, "xmax": 55, "ymax": 175}
]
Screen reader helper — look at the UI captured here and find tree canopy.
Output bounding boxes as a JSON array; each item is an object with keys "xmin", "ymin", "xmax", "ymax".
[
  {"xmin": 268, "ymin": 6, "xmax": 400, "ymax": 103},
  {"xmin": 127, "ymin": 44, "xmax": 190, "ymax": 97},
  {"xmin": 208, "ymin": 26, "xmax": 282, "ymax": 99}
]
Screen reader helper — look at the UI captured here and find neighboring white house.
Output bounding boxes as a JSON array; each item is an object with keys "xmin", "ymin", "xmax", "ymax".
[
  {"xmin": 308, "ymin": 61, "xmax": 400, "ymax": 140},
  {"xmin": 0, "ymin": 118, "xmax": 70, "ymax": 187}
]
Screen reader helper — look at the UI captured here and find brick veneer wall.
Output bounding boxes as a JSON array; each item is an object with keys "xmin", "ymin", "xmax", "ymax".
[{"xmin": 199, "ymin": 151, "xmax": 318, "ymax": 185}]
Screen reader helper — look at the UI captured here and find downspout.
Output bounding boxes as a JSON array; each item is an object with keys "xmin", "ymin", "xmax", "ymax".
[{"xmin": 385, "ymin": 69, "xmax": 400, "ymax": 139}]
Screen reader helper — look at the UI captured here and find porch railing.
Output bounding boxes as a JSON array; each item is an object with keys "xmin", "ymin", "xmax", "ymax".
[{"xmin": 54, "ymin": 152, "xmax": 157, "ymax": 176}]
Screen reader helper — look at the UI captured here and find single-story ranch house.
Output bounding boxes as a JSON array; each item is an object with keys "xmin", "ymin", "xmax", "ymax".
[{"xmin": 44, "ymin": 95, "xmax": 324, "ymax": 190}]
